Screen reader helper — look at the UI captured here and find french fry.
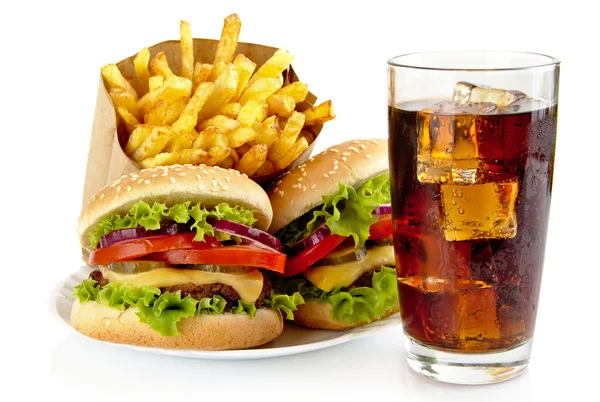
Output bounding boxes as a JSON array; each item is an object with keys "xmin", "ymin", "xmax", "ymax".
[
  {"xmin": 214, "ymin": 13, "xmax": 241, "ymax": 64},
  {"xmin": 145, "ymin": 101, "xmax": 168, "ymax": 126},
  {"xmin": 109, "ymin": 88, "xmax": 138, "ymax": 118},
  {"xmin": 218, "ymin": 102, "xmax": 241, "ymax": 118},
  {"xmin": 131, "ymin": 127, "xmax": 171, "ymax": 162},
  {"xmin": 133, "ymin": 48, "xmax": 151, "ymax": 94},
  {"xmin": 125, "ymin": 124, "xmax": 154, "ymax": 156},
  {"xmin": 211, "ymin": 131, "xmax": 230, "ymax": 149},
  {"xmin": 137, "ymin": 75, "xmax": 192, "ymax": 115},
  {"xmin": 232, "ymin": 54, "xmax": 256, "ymax": 101},
  {"xmin": 255, "ymin": 160, "xmax": 277, "ymax": 176},
  {"xmin": 210, "ymin": 61, "xmax": 228, "ymax": 82},
  {"xmin": 148, "ymin": 76, "xmax": 164, "ymax": 92},
  {"xmin": 172, "ymin": 82, "xmax": 214, "ymax": 135},
  {"xmin": 274, "ymin": 137, "xmax": 309, "ymax": 170},
  {"xmin": 164, "ymin": 97, "xmax": 189, "ymax": 124},
  {"xmin": 269, "ymin": 111, "xmax": 305, "ymax": 162},
  {"xmin": 208, "ymin": 146, "xmax": 232, "ymax": 165},
  {"xmin": 139, "ymin": 152, "xmax": 180, "ymax": 169},
  {"xmin": 236, "ymin": 143, "xmax": 251, "ymax": 155},
  {"xmin": 246, "ymin": 49, "xmax": 293, "ymax": 87},
  {"xmin": 116, "ymin": 106, "xmax": 140, "ymax": 134},
  {"xmin": 236, "ymin": 144, "xmax": 268, "ymax": 176},
  {"xmin": 303, "ymin": 100, "xmax": 336, "ymax": 125},
  {"xmin": 197, "ymin": 115, "xmax": 241, "ymax": 133},
  {"xmin": 150, "ymin": 51, "xmax": 174, "ymax": 79},
  {"xmin": 197, "ymin": 65, "xmax": 239, "ymax": 122},
  {"xmin": 237, "ymin": 100, "xmax": 267, "ymax": 126},
  {"xmin": 193, "ymin": 126, "xmax": 219, "ymax": 150},
  {"xmin": 239, "ymin": 76, "xmax": 283, "ymax": 105},
  {"xmin": 179, "ymin": 20, "xmax": 194, "ymax": 80},
  {"xmin": 219, "ymin": 155, "xmax": 235, "ymax": 169},
  {"xmin": 252, "ymin": 116, "xmax": 280, "ymax": 148},
  {"xmin": 275, "ymin": 82, "xmax": 309, "ymax": 103},
  {"xmin": 193, "ymin": 63, "xmax": 213, "ymax": 90},
  {"xmin": 101, "ymin": 64, "xmax": 138, "ymax": 101},
  {"xmin": 228, "ymin": 126, "xmax": 257, "ymax": 148},
  {"xmin": 266, "ymin": 94, "xmax": 295, "ymax": 117},
  {"xmin": 164, "ymin": 131, "xmax": 197, "ymax": 152},
  {"xmin": 177, "ymin": 148, "xmax": 213, "ymax": 165},
  {"xmin": 299, "ymin": 128, "xmax": 316, "ymax": 144}
]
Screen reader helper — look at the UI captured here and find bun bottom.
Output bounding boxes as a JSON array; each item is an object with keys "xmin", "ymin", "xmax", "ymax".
[
  {"xmin": 71, "ymin": 300, "xmax": 283, "ymax": 350},
  {"xmin": 292, "ymin": 300, "xmax": 400, "ymax": 330}
]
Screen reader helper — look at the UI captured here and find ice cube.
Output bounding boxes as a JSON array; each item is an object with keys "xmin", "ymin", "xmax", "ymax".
[
  {"xmin": 440, "ymin": 181, "xmax": 518, "ymax": 241},
  {"xmin": 458, "ymin": 286, "xmax": 500, "ymax": 350},
  {"xmin": 453, "ymin": 81, "xmax": 528, "ymax": 108},
  {"xmin": 417, "ymin": 101, "xmax": 496, "ymax": 184}
]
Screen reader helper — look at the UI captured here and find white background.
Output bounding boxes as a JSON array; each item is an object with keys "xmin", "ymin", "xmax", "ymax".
[{"xmin": 1, "ymin": 0, "xmax": 598, "ymax": 400}]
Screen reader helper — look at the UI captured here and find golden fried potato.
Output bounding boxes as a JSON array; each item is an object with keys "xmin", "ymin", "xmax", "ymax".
[
  {"xmin": 150, "ymin": 51, "xmax": 174, "ymax": 79},
  {"xmin": 101, "ymin": 64, "xmax": 138, "ymax": 101},
  {"xmin": 197, "ymin": 65, "xmax": 239, "ymax": 122},
  {"xmin": 193, "ymin": 126, "xmax": 219, "ymax": 150},
  {"xmin": 274, "ymin": 136, "xmax": 309, "ymax": 170},
  {"xmin": 210, "ymin": 61, "xmax": 228, "ymax": 82},
  {"xmin": 214, "ymin": 13, "xmax": 241, "ymax": 64},
  {"xmin": 179, "ymin": 20, "xmax": 194, "ymax": 80},
  {"xmin": 148, "ymin": 76, "xmax": 164, "ymax": 92},
  {"xmin": 133, "ymin": 48, "xmax": 151, "ymax": 94},
  {"xmin": 246, "ymin": 49, "xmax": 293, "ymax": 87},
  {"xmin": 239, "ymin": 76, "xmax": 283, "ymax": 105},
  {"xmin": 144, "ymin": 100, "xmax": 168, "ymax": 126},
  {"xmin": 164, "ymin": 131, "xmax": 197, "ymax": 152},
  {"xmin": 197, "ymin": 115, "xmax": 241, "ymax": 133},
  {"xmin": 131, "ymin": 127, "xmax": 171, "ymax": 161},
  {"xmin": 236, "ymin": 144, "xmax": 268, "ymax": 176},
  {"xmin": 252, "ymin": 115, "xmax": 280, "ymax": 148},
  {"xmin": 125, "ymin": 124, "xmax": 154, "ymax": 156},
  {"xmin": 303, "ymin": 100, "xmax": 336, "ymax": 125},
  {"xmin": 164, "ymin": 96, "xmax": 189, "ymax": 124},
  {"xmin": 139, "ymin": 151, "xmax": 180, "ymax": 169},
  {"xmin": 116, "ymin": 106, "xmax": 140, "ymax": 134},
  {"xmin": 193, "ymin": 63, "xmax": 213, "ymax": 90},
  {"xmin": 275, "ymin": 82, "xmax": 308, "ymax": 103},
  {"xmin": 255, "ymin": 160, "xmax": 277, "ymax": 176},
  {"xmin": 228, "ymin": 126, "xmax": 258, "ymax": 148},
  {"xmin": 218, "ymin": 102, "xmax": 241, "ymax": 119},
  {"xmin": 172, "ymin": 82, "xmax": 214, "ymax": 135},
  {"xmin": 269, "ymin": 111, "xmax": 305, "ymax": 162},
  {"xmin": 208, "ymin": 146, "xmax": 232, "ymax": 165},
  {"xmin": 109, "ymin": 88, "xmax": 138, "ymax": 118},
  {"xmin": 232, "ymin": 54, "xmax": 256, "ymax": 101},
  {"xmin": 237, "ymin": 100, "xmax": 267, "ymax": 126},
  {"xmin": 266, "ymin": 94, "xmax": 295, "ymax": 117},
  {"xmin": 137, "ymin": 75, "xmax": 192, "ymax": 115}
]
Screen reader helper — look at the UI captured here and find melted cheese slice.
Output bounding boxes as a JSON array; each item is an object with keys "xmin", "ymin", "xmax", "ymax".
[
  {"xmin": 104, "ymin": 268, "xmax": 264, "ymax": 303},
  {"xmin": 303, "ymin": 246, "xmax": 395, "ymax": 292}
]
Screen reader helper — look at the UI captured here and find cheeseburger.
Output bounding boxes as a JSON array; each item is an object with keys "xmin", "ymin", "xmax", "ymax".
[
  {"xmin": 72, "ymin": 164, "xmax": 302, "ymax": 350},
  {"xmin": 268, "ymin": 139, "xmax": 399, "ymax": 330}
]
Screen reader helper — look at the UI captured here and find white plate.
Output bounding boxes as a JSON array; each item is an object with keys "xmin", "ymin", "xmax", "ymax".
[{"xmin": 52, "ymin": 265, "xmax": 401, "ymax": 360}]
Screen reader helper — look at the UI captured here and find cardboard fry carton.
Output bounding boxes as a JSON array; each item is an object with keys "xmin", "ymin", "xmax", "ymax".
[{"xmin": 82, "ymin": 39, "xmax": 323, "ymax": 208}]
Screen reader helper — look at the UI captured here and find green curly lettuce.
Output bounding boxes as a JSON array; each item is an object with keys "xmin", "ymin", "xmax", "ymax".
[
  {"xmin": 276, "ymin": 266, "xmax": 398, "ymax": 325},
  {"xmin": 276, "ymin": 173, "xmax": 391, "ymax": 250},
  {"xmin": 72, "ymin": 279, "xmax": 304, "ymax": 336},
  {"xmin": 87, "ymin": 201, "xmax": 257, "ymax": 249}
]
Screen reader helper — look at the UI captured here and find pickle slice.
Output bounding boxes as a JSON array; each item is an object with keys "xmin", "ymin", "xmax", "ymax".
[
  {"xmin": 107, "ymin": 261, "xmax": 168, "ymax": 274},
  {"xmin": 366, "ymin": 237, "xmax": 394, "ymax": 247},
  {"xmin": 314, "ymin": 245, "xmax": 368, "ymax": 266}
]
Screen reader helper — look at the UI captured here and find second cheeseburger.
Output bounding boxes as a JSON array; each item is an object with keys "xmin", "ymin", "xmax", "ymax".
[
  {"xmin": 268, "ymin": 139, "xmax": 399, "ymax": 330},
  {"xmin": 72, "ymin": 164, "xmax": 302, "ymax": 350}
]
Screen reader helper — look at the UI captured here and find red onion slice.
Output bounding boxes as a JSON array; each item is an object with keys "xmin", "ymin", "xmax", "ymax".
[
  {"xmin": 212, "ymin": 219, "xmax": 282, "ymax": 252},
  {"xmin": 287, "ymin": 225, "xmax": 332, "ymax": 256},
  {"xmin": 99, "ymin": 222, "xmax": 189, "ymax": 249},
  {"xmin": 373, "ymin": 204, "xmax": 392, "ymax": 216}
]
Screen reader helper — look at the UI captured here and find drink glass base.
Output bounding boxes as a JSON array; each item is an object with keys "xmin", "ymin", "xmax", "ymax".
[{"xmin": 405, "ymin": 336, "xmax": 531, "ymax": 385}]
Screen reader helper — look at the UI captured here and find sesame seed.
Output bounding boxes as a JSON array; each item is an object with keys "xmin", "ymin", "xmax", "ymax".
[
  {"xmin": 342, "ymin": 156, "xmax": 348, "ymax": 162},
  {"xmin": 212, "ymin": 180, "xmax": 218, "ymax": 187},
  {"xmin": 169, "ymin": 177, "xmax": 175, "ymax": 183},
  {"xmin": 131, "ymin": 175, "xmax": 139, "ymax": 179},
  {"xmin": 208, "ymin": 169, "xmax": 215, "ymax": 174},
  {"xmin": 274, "ymin": 187, "xmax": 279, "ymax": 192},
  {"xmin": 371, "ymin": 139, "xmax": 379, "ymax": 144},
  {"xmin": 222, "ymin": 185, "xmax": 228, "ymax": 191},
  {"xmin": 144, "ymin": 180, "xmax": 151, "ymax": 184},
  {"xmin": 196, "ymin": 174, "xmax": 202, "ymax": 179},
  {"xmin": 324, "ymin": 173, "xmax": 329, "ymax": 178},
  {"xmin": 178, "ymin": 172, "xmax": 186, "ymax": 177},
  {"xmin": 303, "ymin": 186, "xmax": 307, "ymax": 192},
  {"xmin": 342, "ymin": 152, "xmax": 351, "ymax": 156},
  {"xmin": 297, "ymin": 178, "xmax": 303, "ymax": 182},
  {"xmin": 331, "ymin": 148, "xmax": 339, "ymax": 153},
  {"xmin": 360, "ymin": 144, "xmax": 367, "ymax": 150},
  {"xmin": 333, "ymin": 160, "xmax": 339, "ymax": 165},
  {"xmin": 100, "ymin": 194, "xmax": 105, "ymax": 200},
  {"xmin": 226, "ymin": 177, "xmax": 231, "ymax": 183},
  {"xmin": 110, "ymin": 180, "xmax": 120, "ymax": 187},
  {"xmin": 366, "ymin": 154, "xmax": 372, "ymax": 159},
  {"xmin": 311, "ymin": 184, "xmax": 317, "ymax": 189},
  {"xmin": 279, "ymin": 190, "xmax": 284, "ymax": 196},
  {"xmin": 302, "ymin": 172, "xmax": 307, "ymax": 177},
  {"xmin": 333, "ymin": 165, "xmax": 339, "ymax": 170},
  {"xmin": 352, "ymin": 140, "xmax": 360, "ymax": 144},
  {"xmin": 140, "ymin": 169, "xmax": 148, "ymax": 173},
  {"xmin": 127, "ymin": 186, "xmax": 131, "ymax": 192},
  {"xmin": 349, "ymin": 146, "xmax": 359, "ymax": 153},
  {"xmin": 138, "ymin": 179, "xmax": 144, "ymax": 184},
  {"xmin": 161, "ymin": 172, "xmax": 168, "ymax": 177},
  {"xmin": 92, "ymin": 196, "xmax": 96, "ymax": 202},
  {"xmin": 151, "ymin": 174, "xmax": 158, "ymax": 178},
  {"xmin": 120, "ymin": 174, "xmax": 128, "ymax": 179},
  {"xmin": 174, "ymin": 168, "xmax": 183, "ymax": 172},
  {"xmin": 329, "ymin": 170, "xmax": 335, "ymax": 175},
  {"xmin": 199, "ymin": 184, "xmax": 206, "ymax": 190},
  {"xmin": 217, "ymin": 180, "xmax": 224, "ymax": 187},
  {"xmin": 116, "ymin": 186, "xmax": 121, "ymax": 192},
  {"xmin": 242, "ymin": 173, "xmax": 248, "ymax": 178},
  {"xmin": 276, "ymin": 180, "xmax": 282, "ymax": 185},
  {"xmin": 235, "ymin": 173, "xmax": 241, "ymax": 177}
]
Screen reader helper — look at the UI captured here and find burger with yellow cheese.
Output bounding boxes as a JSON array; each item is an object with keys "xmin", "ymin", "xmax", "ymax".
[
  {"xmin": 268, "ymin": 139, "xmax": 399, "ymax": 330},
  {"xmin": 72, "ymin": 164, "xmax": 302, "ymax": 350}
]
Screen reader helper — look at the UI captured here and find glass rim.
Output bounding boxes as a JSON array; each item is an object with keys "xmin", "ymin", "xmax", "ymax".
[{"xmin": 387, "ymin": 51, "xmax": 560, "ymax": 72}]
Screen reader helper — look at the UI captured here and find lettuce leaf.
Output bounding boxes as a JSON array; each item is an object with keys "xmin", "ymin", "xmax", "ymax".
[
  {"xmin": 276, "ymin": 173, "xmax": 391, "ymax": 249},
  {"xmin": 72, "ymin": 279, "xmax": 304, "ymax": 336},
  {"xmin": 275, "ymin": 266, "xmax": 398, "ymax": 325},
  {"xmin": 88, "ymin": 201, "xmax": 257, "ymax": 249}
]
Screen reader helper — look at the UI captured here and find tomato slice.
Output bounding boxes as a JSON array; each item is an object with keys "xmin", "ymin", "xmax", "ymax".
[
  {"xmin": 146, "ymin": 246, "xmax": 286, "ymax": 273},
  {"xmin": 369, "ymin": 215, "xmax": 392, "ymax": 240},
  {"xmin": 89, "ymin": 233, "xmax": 220, "ymax": 265},
  {"xmin": 283, "ymin": 234, "xmax": 347, "ymax": 277}
]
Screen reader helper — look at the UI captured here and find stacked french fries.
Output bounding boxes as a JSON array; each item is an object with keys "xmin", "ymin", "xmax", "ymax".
[{"xmin": 101, "ymin": 14, "xmax": 335, "ymax": 177}]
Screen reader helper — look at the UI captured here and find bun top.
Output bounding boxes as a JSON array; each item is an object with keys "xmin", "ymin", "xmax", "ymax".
[
  {"xmin": 78, "ymin": 164, "xmax": 273, "ymax": 250},
  {"xmin": 267, "ymin": 139, "xmax": 389, "ymax": 233}
]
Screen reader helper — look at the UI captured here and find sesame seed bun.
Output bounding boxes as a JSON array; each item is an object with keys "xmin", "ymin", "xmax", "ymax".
[
  {"xmin": 78, "ymin": 164, "xmax": 273, "ymax": 251},
  {"xmin": 292, "ymin": 300, "xmax": 399, "ymax": 330},
  {"xmin": 71, "ymin": 300, "xmax": 283, "ymax": 350},
  {"xmin": 267, "ymin": 139, "xmax": 389, "ymax": 233}
]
